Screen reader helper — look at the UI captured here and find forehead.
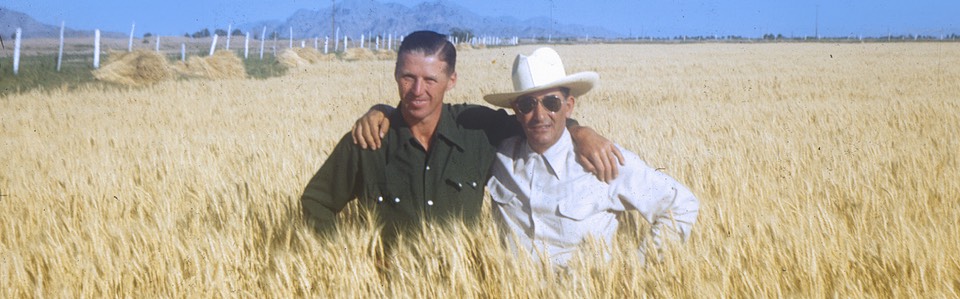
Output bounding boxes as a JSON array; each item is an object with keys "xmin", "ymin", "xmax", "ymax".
[{"xmin": 397, "ymin": 52, "xmax": 449, "ymax": 74}]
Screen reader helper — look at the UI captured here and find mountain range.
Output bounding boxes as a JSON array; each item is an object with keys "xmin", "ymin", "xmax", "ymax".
[
  {"xmin": 240, "ymin": 0, "xmax": 618, "ymax": 39},
  {"xmin": 1, "ymin": 1, "xmax": 618, "ymax": 40},
  {"xmin": 0, "ymin": 6, "xmax": 125, "ymax": 39}
]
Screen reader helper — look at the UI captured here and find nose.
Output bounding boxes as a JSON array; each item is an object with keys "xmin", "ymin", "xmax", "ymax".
[
  {"xmin": 411, "ymin": 79, "xmax": 425, "ymax": 97},
  {"xmin": 529, "ymin": 100, "xmax": 550, "ymax": 120}
]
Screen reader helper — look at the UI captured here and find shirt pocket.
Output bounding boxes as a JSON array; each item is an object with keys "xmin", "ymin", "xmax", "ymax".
[
  {"xmin": 557, "ymin": 200, "xmax": 599, "ymax": 221},
  {"xmin": 557, "ymin": 199, "xmax": 606, "ymax": 241},
  {"xmin": 488, "ymin": 181, "xmax": 522, "ymax": 207}
]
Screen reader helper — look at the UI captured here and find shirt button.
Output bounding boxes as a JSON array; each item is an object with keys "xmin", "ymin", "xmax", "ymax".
[
  {"xmin": 377, "ymin": 196, "xmax": 384, "ymax": 202},
  {"xmin": 394, "ymin": 197, "xmax": 400, "ymax": 203},
  {"xmin": 470, "ymin": 182, "xmax": 478, "ymax": 188},
  {"xmin": 427, "ymin": 200, "xmax": 434, "ymax": 206},
  {"xmin": 426, "ymin": 166, "xmax": 431, "ymax": 171}
]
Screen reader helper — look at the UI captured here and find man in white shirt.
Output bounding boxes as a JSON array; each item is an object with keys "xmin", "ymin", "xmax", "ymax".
[{"xmin": 483, "ymin": 47, "xmax": 700, "ymax": 267}]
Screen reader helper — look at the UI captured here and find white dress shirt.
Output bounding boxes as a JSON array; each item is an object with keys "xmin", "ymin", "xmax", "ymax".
[{"xmin": 487, "ymin": 129, "xmax": 699, "ymax": 267}]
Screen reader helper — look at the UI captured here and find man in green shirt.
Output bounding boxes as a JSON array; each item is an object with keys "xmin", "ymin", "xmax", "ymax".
[{"xmin": 300, "ymin": 31, "xmax": 622, "ymax": 244}]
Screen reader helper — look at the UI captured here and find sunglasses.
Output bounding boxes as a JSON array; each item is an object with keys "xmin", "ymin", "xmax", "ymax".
[{"xmin": 514, "ymin": 95, "xmax": 564, "ymax": 114}]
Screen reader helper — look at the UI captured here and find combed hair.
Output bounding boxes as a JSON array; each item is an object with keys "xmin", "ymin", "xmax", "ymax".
[{"xmin": 396, "ymin": 30, "xmax": 457, "ymax": 75}]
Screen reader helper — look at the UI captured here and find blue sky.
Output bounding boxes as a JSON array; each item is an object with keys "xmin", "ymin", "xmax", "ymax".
[{"xmin": 4, "ymin": 0, "xmax": 958, "ymax": 38}]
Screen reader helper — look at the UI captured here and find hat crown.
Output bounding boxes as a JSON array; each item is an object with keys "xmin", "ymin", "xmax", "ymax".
[
  {"xmin": 483, "ymin": 47, "xmax": 597, "ymax": 108},
  {"xmin": 512, "ymin": 48, "xmax": 568, "ymax": 92}
]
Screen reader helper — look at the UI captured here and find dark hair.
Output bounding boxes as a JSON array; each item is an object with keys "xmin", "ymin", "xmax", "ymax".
[{"xmin": 396, "ymin": 30, "xmax": 457, "ymax": 75}]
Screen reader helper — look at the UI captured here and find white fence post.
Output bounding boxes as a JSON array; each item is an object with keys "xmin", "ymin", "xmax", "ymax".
[
  {"xmin": 260, "ymin": 26, "xmax": 266, "ymax": 60},
  {"xmin": 57, "ymin": 21, "xmax": 65, "ymax": 72},
  {"xmin": 344, "ymin": 36, "xmax": 348, "ymax": 51},
  {"xmin": 388, "ymin": 34, "xmax": 392, "ymax": 51},
  {"xmin": 300, "ymin": 40, "xmax": 305, "ymax": 48},
  {"xmin": 324, "ymin": 36, "xmax": 329, "ymax": 54},
  {"xmin": 376, "ymin": 35, "xmax": 380, "ymax": 50},
  {"xmin": 360, "ymin": 34, "xmax": 365, "ymax": 48},
  {"xmin": 13, "ymin": 28, "xmax": 21, "ymax": 75},
  {"xmin": 209, "ymin": 34, "xmax": 219, "ymax": 56},
  {"xmin": 226, "ymin": 24, "xmax": 232, "ymax": 50},
  {"xmin": 181, "ymin": 43, "xmax": 186, "ymax": 62},
  {"xmin": 314, "ymin": 37, "xmax": 318, "ymax": 49},
  {"xmin": 128, "ymin": 22, "xmax": 135, "ymax": 52},
  {"xmin": 335, "ymin": 27, "xmax": 340, "ymax": 51},
  {"xmin": 155, "ymin": 35, "xmax": 160, "ymax": 52},
  {"xmin": 93, "ymin": 29, "xmax": 101, "ymax": 69},
  {"xmin": 244, "ymin": 32, "xmax": 250, "ymax": 59}
]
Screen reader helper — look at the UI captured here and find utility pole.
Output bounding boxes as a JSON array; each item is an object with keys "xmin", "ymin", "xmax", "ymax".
[
  {"xmin": 331, "ymin": 0, "xmax": 336, "ymax": 41},
  {"xmin": 549, "ymin": 0, "xmax": 555, "ymax": 42},
  {"xmin": 815, "ymin": 5, "xmax": 819, "ymax": 39}
]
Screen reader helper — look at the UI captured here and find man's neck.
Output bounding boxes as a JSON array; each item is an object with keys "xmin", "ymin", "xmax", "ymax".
[{"xmin": 403, "ymin": 109, "xmax": 442, "ymax": 152}]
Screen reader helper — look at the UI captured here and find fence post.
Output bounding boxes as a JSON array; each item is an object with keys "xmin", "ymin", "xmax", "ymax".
[
  {"xmin": 93, "ymin": 29, "xmax": 101, "ymax": 69},
  {"xmin": 128, "ymin": 22, "xmax": 135, "ymax": 52},
  {"xmin": 155, "ymin": 35, "xmax": 160, "ymax": 52},
  {"xmin": 13, "ymin": 28, "xmax": 21, "ymax": 75},
  {"xmin": 335, "ymin": 27, "xmax": 340, "ymax": 51},
  {"xmin": 360, "ymin": 34, "xmax": 364, "ymax": 49},
  {"xmin": 260, "ymin": 26, "xmax": 266, "ymax": 60},
  {"xmin": 344, "ymin": 36, "xmax": 348, "ymax": 51},
  {"xmin": 57, "ymin": 22, "xmax": 65, "ymax": 72},
  {"xmin": 209, "ymin": 34, "xmax": 219, "ymax": 56},
  {"xmin": 226, "ymin": 24, "xmax": 232, "ymax": 50},
  {"xmin": 181, "ymin": 43, "xmax": 186, "ymax": 62},
  {"xmin": 324, "ymin": 36, "xmax": 329, "ymax": 54},
  {"xmin": 244, "ymin": 32, "xmax": 250, "ymax": 59},
  {"xmin": 388, "ymin": 34, "xmax": 392, "ymax": 51},
  {"xmin": 314, "ymin": 37, "xmax": 318, "ymax": 49}
]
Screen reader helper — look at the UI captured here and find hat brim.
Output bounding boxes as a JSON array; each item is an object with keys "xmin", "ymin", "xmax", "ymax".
[{"xmin": 483, "ymin": 72, "xmax": 599, "ymax": 108}]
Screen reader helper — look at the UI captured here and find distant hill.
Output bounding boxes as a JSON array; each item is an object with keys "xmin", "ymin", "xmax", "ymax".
[
  {"xmin": 0, "ymin": 6, "xmax": 123, "ymax": 39},
  {"xmin": 2, "ymin": 1, "xmax": 617, "ymax": 41},
  {"xmin": 239, "ymin": 0, "xmax": 619, "ymax": 39}
]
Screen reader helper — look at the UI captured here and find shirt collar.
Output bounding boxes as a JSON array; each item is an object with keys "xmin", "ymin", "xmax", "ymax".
[
  {"xmin": 521, "ymin": 128, "xmax": 572, "ymax": 180},
  {"xmin": 390, "ymin": 104, "xmax": 466, "ymax": 151}
]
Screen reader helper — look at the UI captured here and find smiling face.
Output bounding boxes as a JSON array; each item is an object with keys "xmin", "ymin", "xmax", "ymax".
[
  {"xmin": 512, "ymin": 87, "xmax": 575, "ymax": 154},
  {"xmin": 395, "ymin": 52, "xmax": 457, "ymax": 126}
]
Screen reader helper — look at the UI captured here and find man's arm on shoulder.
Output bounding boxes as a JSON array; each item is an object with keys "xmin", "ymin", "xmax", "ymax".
[
  {"xmin": 351, "ymin": 104, "xmax": 396, "ymax": 150},
  {"xmin": 456, "ymin": 104, "xmax": 625, "ymax": 182},
  {"xmin": 455, "ymin": 104, "xmax": 521, "ymax": 146},
  {"xmin": 301, "ymin": 133, "xmax": 365, "ymax": 234},
  {"xmin": 568, "ymin": 125, "xmax": 625, "ymax": 183}
]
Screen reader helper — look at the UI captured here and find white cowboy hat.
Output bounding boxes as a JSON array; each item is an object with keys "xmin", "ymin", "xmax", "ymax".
[{"xmin": 483, "ymin": 47, "xmax": 599, "ymax": 108}]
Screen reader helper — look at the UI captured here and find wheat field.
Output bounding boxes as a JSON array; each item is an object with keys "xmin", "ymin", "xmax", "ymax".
[{"xmin": 1, "ymin": 42, "xmax": 958, "ymax": 297}]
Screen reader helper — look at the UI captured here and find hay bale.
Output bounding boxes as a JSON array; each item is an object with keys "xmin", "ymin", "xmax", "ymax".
[
  {"xmin": 343, "ymin": 48, "xmax": 376, "ymax": 61},
  {"xmin": 92, "ymin": 50, "xmax": 174, "ymax": 86},
  {"xmin": 173, "ymin": 51, "xmax": 246, "ymax": 80},
  {"xmin": 278, "ymin": 48, "xmax": 335, "ymax": 67},
  {"xmin": 294, "ymin": 48, "xmax": 334, "ymax": 63},
  {"xmin": 456, "ymin": 43, "xmax": 474, "ymax": 51},
  {"xmin": 374, "ymin": 49, "xmax": 397, "ymax": 60},
  {"xmin": 278, "ymin": 49, "xmax": 310, "ymax": 67}
]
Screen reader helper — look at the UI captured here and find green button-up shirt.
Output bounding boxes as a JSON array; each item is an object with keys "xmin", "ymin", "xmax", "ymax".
[{"xmin": 301, "ymin": 104, "xmax": 520, "ymax": 240}]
